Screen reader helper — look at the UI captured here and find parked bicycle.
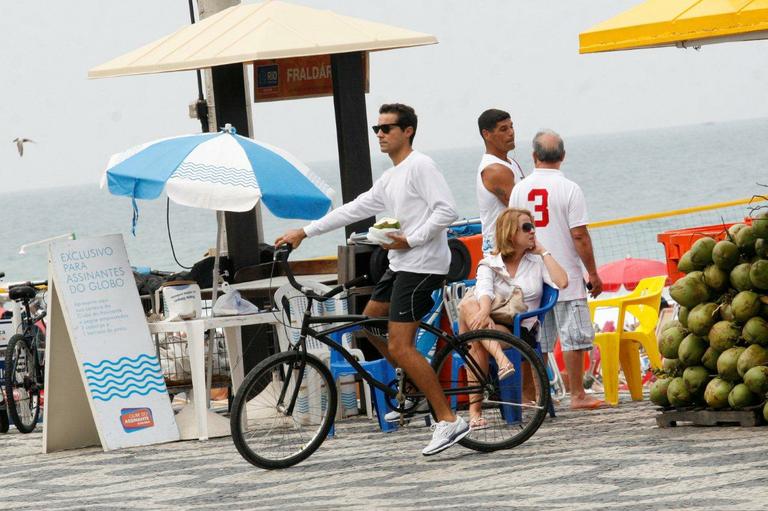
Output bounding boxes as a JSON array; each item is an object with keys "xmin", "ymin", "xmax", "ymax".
[
  {"xmin": 0, "ymin": 271, "xmax": 8, "ymax": 433},
  {"xmin": 229, "ymin": 246, "xmax": 550, "ymax": 469},
  {"xmin": 4, "ymin": 280, "xmax": 47, "ymax": 433}
]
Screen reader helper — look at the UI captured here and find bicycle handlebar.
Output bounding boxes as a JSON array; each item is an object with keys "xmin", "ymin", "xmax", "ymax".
[{"xmin": 274, "ymin": 244, "xmax": 368, "ymax": 301}]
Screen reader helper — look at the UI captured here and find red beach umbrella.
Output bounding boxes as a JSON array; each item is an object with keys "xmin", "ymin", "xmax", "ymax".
[{"xmin": 597, "ymin": 257, "xmax": 669, "ymax": 292}]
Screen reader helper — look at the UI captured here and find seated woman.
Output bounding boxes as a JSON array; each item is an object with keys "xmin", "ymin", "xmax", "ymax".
[{"xmin": 458, "ymin": 207, "xmax": 568, "ymax": 429}]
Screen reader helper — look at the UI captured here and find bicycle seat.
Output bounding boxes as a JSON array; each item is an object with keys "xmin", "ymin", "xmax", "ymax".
[{"xmin": 9, "ymin": 285, "xmax": 37, "ymax": 301}]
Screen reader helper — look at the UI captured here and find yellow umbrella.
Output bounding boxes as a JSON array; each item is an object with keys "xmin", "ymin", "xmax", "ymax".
[{"xmin": 580, "ymin": 0, "xmax": 768, "ymax": 54}]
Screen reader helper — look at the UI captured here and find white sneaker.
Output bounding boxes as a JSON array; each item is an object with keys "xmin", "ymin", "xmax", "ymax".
[
  {"xmin": 384, "ymin": 398, "xmax": 430, "ymax": 423},
  {"xmin": 421, "ymin": 416, "xmax": 470, "ymax": 456}
]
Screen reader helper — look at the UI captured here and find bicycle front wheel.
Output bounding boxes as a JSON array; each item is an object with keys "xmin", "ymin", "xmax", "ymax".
[
  {"xmin": 431, "ymin": 329, "xmax": 550, "ymax": 452},
  {"xmin": 5, "ymin": 334, "xmax": 41, "ymax": 433},
  {"xmin": 230, "ymin": 351, "xmax": 337, "ymax": 469}
]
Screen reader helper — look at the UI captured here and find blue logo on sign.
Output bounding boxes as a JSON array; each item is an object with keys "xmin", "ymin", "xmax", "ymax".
[{"xmin": 257, "ymin": 65, "xmax": 279, "ymax": 88}]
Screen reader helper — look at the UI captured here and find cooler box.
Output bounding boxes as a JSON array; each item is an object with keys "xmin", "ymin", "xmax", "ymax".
[{"xmin": 656, "ymin": 220, "xmax": 752, "ymax": 283}]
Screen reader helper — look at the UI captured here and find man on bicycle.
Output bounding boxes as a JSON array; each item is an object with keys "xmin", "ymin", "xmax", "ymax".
[{"xmin": 275, "ymin": 103, "xmax": 468, "ymax": 456}]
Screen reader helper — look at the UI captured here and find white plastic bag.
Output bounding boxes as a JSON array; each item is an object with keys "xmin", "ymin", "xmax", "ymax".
[{"xmin": 212, "ymin": 282, "xmax": 260, "ymax": 316}]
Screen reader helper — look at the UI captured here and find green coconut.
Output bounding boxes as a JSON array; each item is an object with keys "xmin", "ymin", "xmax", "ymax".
[
  {"xmin": 717, "ymin": 346, "xmax": 746, "ymax": 382},
  {"xmin": 662, "ymin": 358, "xmax": 683, "ymax": 376},
  {"xmin": 689, "ymin": 237, "xmax": 717, "ymax": 267},
  {"xmin": 687, "ymin": 302, "xmax": 719, "ymax": 336},
  {"xmin": 703, "ymin": 264, "xmax": 729, "ymax": 292},
  {"xmin": 749, "ymin": 260, "xmax": 768, "ymax": 290},
  {"xmin": 742, "ymin": 316, "xmax": 768, "ymax": 346},
  {"xmin": 683, "ymin": 366, "xmax": 710, "ymax": 395},
  {"xmin": 720, "ymin": 303, "xmax": 735, "ymax": 322},
  {"xmin": 731, "ymin": 290, "xmax": 761, "ymax": 322},
  {"xmin": 735, "ymin": 226, "xmax": 757, "ymax": 256},
  {"xmin": 712, "ymin": 239, "xmax": 741, "ymax": 270},
  {"xmin": 728, "ymin": 383, "xmax": 759, "ymax": 409},
  {"xmin": 678, "ymin": 306, "xmax": 690, "ymax": 328},
  {"xmin": 650, "ymin": 378, "xmax": 672, "ymax": 407},
  {"xmin": 688, "ymin": 270, "xmax": 705, "ymax": 281},
  {"xmin": 677, "ymin": 252, "xmax": 697, "ymax": 273},
  {"xmin": 667, "ymin": 377, "xmax": 692, "ymax": 407},
  {"xmin": 670, "ymin": 276, "xmax": 709, "ymax": 309},
  {"xmin": 730, "ymin": 263, "xmax": 754, "ymax": 292},
  {"xmin": 737, "ymin": 344, "xmax": 768, "ymax": 378},
  {"xmin": 678, "ymin": 334, "xmax": 708, "ymax": 367},
  {"xmin": 704, "ymin": 377, "xmax": 734, "ymax": 409},
  {"xmin": 661, "ymin": 320, "xmax": 682, "ymax": 333},
  {"xmin": 708, "ymin": 320, "xmax": 741, "ymax": 352},
  {"xmin": 756, "ymin": 238, "xmax": 768, "ymax": 259},
  {"xmin": 753, "ymin": 211, "xmax": 768, "ymax": 238},
  {"xmin": 729, "ymin": 223, "xmax": 748, "ymax": 239},
  {"xmin": 659, "ymin": 325, "xmax": 687, "ymax": 359},
  {"xmin": 764, "ymin": 402, "xmax": 768, "ymax": 422},
  {"xmin": 701, "ymin": 347, "xmax": 722, "ymax": 372},
  {"xmin": 743, "ymin": 366, "xmax": 768, "ymax": 395}
]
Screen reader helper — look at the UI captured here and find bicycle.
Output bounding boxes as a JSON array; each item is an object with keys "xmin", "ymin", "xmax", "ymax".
[
  {"xmin": 229, "ymin": 245, "xmax": 550, "ymax": 469},
  {"xmin": 0, "ymin": 271, "xmax": 7, "ymax": 433},
  {"xmin": 4, "ymin": 280, "xmax": 47, "ymax": 433}
]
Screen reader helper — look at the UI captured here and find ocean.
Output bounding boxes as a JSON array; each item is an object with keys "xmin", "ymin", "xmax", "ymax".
[{"xmin": 2, "ymin": 117, "xmax": 767, "ymax": 283}]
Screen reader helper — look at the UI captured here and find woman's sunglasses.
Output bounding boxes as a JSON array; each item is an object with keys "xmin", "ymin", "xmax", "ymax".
[
  {"xmin": 371, "ymin": 123, "xmax": 403, "ymax": 134},
  {"xmin": 521, "ymin": 222, "xmax": 536, "ymax": 233}
]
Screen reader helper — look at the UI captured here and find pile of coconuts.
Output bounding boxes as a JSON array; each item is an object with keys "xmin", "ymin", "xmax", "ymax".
[{"xmin": 652, "ymin": 216, "xmax": 768, "ymax": 422}]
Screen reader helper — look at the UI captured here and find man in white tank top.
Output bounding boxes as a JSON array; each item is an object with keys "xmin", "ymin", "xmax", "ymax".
[
  {"xmin": 476, "ymin": 109, "xmax": 526, "ymax": 255},
  {"xmin": 510, "ymin": 129, "xmax": 605, "ymax": 410}
]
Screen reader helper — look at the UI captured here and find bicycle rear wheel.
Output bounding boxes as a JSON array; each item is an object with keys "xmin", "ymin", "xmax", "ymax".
[
  {"xmin": 431, "ymin": 329, "xmax": 550, "ymax": 452},
  {"xmin": 230, "ymin": 351, "xmax": 337, "ymax": 469},
  {"xmin": 5, "ymin": 334, "xmax": 41, "ymax": 433}
]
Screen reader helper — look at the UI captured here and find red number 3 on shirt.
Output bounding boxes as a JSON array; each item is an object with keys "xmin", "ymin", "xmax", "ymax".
[{"xmin": 528, "ymin": 189, "xmax": 549, "ymax": 227}]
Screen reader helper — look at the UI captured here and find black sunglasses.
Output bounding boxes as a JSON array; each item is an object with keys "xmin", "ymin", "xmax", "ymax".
[
  {"xmin": 521, "ymin": 222, "xmax": 536, "ymax": 233},
  {"xmin": 372, "ymin": 123, "xmax": 403, "ymax": 135}
]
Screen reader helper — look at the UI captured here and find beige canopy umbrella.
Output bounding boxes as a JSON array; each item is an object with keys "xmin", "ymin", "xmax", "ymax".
[
  {"xmin": 89, "ymin": 0, "xmax": 437, "ymax": 78},
  {"xmin": 580, "ymin": 0, "xmax": 768, "ymax": 54}
]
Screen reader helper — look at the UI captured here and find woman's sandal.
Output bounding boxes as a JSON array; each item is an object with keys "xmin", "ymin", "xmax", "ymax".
[
  {"xmin": 497, "ymin": 362, "xmax": 516, "ymax": 381},
  {"xmin": 469, "ymin": 416, "xmax": 489, "ymax": 431}
]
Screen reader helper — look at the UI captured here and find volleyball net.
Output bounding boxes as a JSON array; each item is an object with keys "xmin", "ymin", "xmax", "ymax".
[{"xmin": 589, "ymin": 196, "xmax": 768, "ymax": 266}]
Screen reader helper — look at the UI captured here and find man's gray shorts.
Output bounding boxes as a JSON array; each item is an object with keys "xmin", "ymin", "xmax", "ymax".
[{"xmin": 540, "ymin": 299, "xmax": 595, "ymax": 353}]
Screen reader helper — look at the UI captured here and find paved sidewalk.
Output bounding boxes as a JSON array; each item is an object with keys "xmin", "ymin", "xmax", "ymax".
[{"xmin": 2, "ymin": 400, "xmax": 768, "ymax": 510}]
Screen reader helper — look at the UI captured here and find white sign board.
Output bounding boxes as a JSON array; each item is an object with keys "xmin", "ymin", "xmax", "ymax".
[
  {"xmin": 43, "ymin": 234, "xmax": 179, "ymax": 452},
  {"xmin": 0, "ymin": 318, "xmax": 11, "ymax": 350}
]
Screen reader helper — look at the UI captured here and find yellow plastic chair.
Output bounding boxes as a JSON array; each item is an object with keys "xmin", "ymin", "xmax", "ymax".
[{"xmin": 588, "ymin": 276, "xmax": 666, "ymax": 406}]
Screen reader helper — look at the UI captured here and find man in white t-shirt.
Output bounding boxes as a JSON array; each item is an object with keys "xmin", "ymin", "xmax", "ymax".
[
  {"xmin": 476, "ymin": 109, "xmax": 526, "ymax": 255},
  {"xmin": 509, "ymin": 129, "xmax": 605, "ymax": 410},
  {"xmin": 276, "ymin": 103, "xmax": 468, "ymax": 455}
]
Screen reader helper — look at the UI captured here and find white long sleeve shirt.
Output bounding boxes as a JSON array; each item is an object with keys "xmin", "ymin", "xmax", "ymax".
[{"xmin": 304, "ymin": 151, "xmax": 458, "ymax": 275}]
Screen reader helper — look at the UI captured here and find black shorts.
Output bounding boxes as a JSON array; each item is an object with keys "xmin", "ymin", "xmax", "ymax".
[{"xmin": 370, "ymin": 269, "xmax": 446, "ymax": 323}]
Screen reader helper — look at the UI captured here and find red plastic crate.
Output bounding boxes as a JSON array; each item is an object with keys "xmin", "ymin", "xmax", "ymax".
[{"xmin": 656, "ymin": 219, "xmax": 752, "ymax": 283}]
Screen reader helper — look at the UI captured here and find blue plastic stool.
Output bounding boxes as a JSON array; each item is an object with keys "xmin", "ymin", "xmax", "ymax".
[{"xmin": 327, "ymin": 328, "xmax": 397, "ymax": 436}]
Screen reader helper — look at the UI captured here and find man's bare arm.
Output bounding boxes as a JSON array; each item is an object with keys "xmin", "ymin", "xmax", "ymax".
[
  {"xmin": 570, "ymin": 225, "xmax": 603, "ymax": 297},
  {"xmin": 481, "ymin": 163, "xmax": 515, "ymax": 206}
]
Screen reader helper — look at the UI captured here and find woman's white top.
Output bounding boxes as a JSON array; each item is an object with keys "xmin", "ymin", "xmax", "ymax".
[
  {"xmin": 474, "ymin": 252, "xmax": 557, "ymax": 329},
  {"xmin": 476, "ymin": 154, "xmax": 525, "ymax": 255}
]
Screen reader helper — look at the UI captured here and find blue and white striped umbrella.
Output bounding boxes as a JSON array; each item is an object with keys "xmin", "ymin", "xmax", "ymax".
[{"xmin": 102, "ymin": 124, "xmax": 335, "ymax": 227}]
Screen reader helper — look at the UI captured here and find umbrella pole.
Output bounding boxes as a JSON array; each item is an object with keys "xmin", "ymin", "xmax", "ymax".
[{"xmin": 206, "ymin": 211, "xmax": 224, "ymax": 406}]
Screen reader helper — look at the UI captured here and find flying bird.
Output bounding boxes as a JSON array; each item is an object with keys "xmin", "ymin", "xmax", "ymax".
[{"xmin": 13, "ymin": 137, "xmax": 35, "ymax": 157}]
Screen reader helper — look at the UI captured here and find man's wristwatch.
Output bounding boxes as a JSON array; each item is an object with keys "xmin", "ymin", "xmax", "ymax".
[{"xmin": 540, "ymin": 251, "xmax": 551, "ymax": 257}]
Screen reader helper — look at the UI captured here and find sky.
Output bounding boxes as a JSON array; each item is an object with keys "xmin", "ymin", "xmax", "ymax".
[{"xmin": 1, "ymin": 0, "xmax": 768, "ymax": 193}]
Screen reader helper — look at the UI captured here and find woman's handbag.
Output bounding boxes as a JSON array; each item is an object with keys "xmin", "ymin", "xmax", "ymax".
[{"xmin": 462, "ymin": 286, "xmax": 528, "ymax": 324}]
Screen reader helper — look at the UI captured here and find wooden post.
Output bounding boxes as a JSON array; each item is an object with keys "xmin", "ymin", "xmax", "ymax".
[
  {"xmin": 198, "ymin": 0, "xmax": 262, "ymax": 272},
  {"xmin": 331, "ymin": 52, "xmax": 375, "ymax": 238}
]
